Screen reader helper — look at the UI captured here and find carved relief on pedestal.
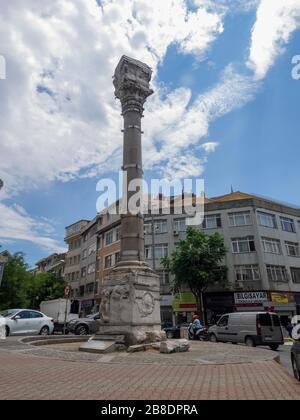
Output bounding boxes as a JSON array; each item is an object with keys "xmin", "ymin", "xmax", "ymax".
[
  {"xmin": 99, "ymin": 288, "xmax": 111, "ymax": 323},
  {"xmin": 111, "ymin": 284, "xmax": 130, "ymax": 300},
  {"xmin": 137, "ymin": 291, "xmax": 155, "ymax": 318}
]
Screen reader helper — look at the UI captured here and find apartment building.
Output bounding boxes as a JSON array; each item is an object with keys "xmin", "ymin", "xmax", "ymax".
[
  {"xmin": 64, "ymin": 191, "xmax": 300, "ymax": 324},
  {"xmin": 35, "ymin": 253, "xmax": 66, "ymax": 279},
  {"xmin": 95, "ymin": 209, "xmax": 121, "ymax": 305},
  {"xmin": 64, "ymin": 219, "xmax": 89, "ymax": 302},
  {"xmin": 78, "ymin": 217, "xmax": 99, "ymax": 315}
]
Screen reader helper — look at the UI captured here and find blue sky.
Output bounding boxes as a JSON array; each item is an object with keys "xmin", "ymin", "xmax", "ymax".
[{"xmin": 1, "ymin": 0, "xmax": 300, "ymax": 267}]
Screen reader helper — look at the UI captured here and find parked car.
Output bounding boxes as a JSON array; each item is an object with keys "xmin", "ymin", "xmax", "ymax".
[
  {"xmin": 291, "ymin": 323, "xmax": 300, "ymax": 381},
  {"xmin": 163, "ymin": 322, "xmax": 190, "ymax": 339},
  {"xmin": 208, "ymin": 312, "xmax": 284, "ymax": 350},
  {"xmin": 67, "ymin": 312, "xmax": 101, "ymax": 335},
  {"xmin": 0, "ymin": 309, "xmax": 54, "ymax": 336}
]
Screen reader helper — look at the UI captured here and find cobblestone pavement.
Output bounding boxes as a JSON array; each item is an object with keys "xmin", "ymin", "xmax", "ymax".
[{"xmin": 0, "ymin": 337, "xmax": 300, "ymax": 400}]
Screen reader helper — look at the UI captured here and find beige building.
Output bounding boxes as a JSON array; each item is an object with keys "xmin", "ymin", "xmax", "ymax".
[{"xmin": 64, "ymin": 220, "xmax": 89, "ymax": 301}]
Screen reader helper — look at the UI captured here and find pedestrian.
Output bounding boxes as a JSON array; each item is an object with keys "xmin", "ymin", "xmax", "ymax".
[{"xmin": 286, "ymin": 320, "xmax": 293, "ymax": 338}]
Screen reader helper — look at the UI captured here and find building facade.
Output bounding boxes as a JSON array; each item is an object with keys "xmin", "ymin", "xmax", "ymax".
[
  {"xmin": 35, "ymin": 253, "xmax": 66, "ymax": 279},
  {"xmin": 64, "ymin": 220, "xmax": 89, "ymax": 304},
  {"xmin": 64, "ymin": 191, "xmax": 300, "ymax": 325},
  {"xmin": 78, "ymin": 217, "xmax": 98, "ymax": 315}
]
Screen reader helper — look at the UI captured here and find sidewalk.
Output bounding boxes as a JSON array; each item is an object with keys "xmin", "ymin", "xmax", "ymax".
[{"xmin": 0, "ymin": 341, "xmax": 300, "ymax": 400}]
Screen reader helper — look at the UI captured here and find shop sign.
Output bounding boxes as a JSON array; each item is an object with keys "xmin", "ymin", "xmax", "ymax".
[
  {"xmin": 172, "ymin": 292, "xmax": 197, "ymax": 311},
  {"xmin": 270, "ymin": 292, "xmax": 294, "ymax": 305},
  {"xmin": 234, "ymin": 291, "xmax": 268, "ymax": 306}
]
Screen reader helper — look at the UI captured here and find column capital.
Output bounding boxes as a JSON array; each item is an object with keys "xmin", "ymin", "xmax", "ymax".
[{"xmin": 113, "ymin": 55, "xmax": 153, "ymax": 115}]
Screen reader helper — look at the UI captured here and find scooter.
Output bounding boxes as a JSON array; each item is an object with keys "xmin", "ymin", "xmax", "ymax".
[{"xmin": 188, "ymin": 323, "xmax": 209, "ymax": 341}]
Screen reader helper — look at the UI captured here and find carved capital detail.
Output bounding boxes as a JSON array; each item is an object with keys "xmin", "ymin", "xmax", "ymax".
[{"xmin": 113, "ymin": 55, "xmax": 153, "ymax": 115}]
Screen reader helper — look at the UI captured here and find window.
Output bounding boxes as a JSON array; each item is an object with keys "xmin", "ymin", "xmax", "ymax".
[
  {"xmin": 257, "ymin": 212, "xmax": 277, "ymax": 228},
  {"xmin": 81, "ymin": 267, "xmax": 86, "ymax": 278},
  {"xmin": 144, "ymin": 244, "xmax": 168, "ymax": 259},
  {"xmin": 17, "ymin": 311, "xmax": 31, "ymax": 319},
  {"xmin": 154, "ymin": 220, "xmax": 168, "ymax": 234},
  {"xmin": 87, "ymin": 263, "xmax": 95, "ymax": 275},
  {"xmin": 104, "ymin": 255, "xmax": 112, "ymax": 269},
  {"xmin": 88, "ymin": 243, "xmax": 96, "ymax": 256},
  {"xmin": 86, "ymin": 282, "xmax": 95, "ymax": 293},
  {"xmin": 105, "ymin": 230, "xmax": 114, "ymax": 246},
  {"xmin": 158, "ymin": 270, "xmax": 170, "ymax": 284},
  {"xmin": 83, "ymin": 233, "xmax": 88, "ymax": 242},
  {"xmin": 266, "ymin": 265, "xmax": 289, "ymax": 283},
  {"xmin": 82, "ymin": 249, "xmax": 88, "ymax": 260},
  {"xmin": 232, "ymin": 236, "xmax": 255, "ymax": 253},
  {"xmin": 262, "ymin": 237, "xmax": 281, "ymax": 254},
  {"xmin": 280, "ymin": 216, "xmax": 295, "ymax": 233},
  {"xmin": 291, "ymin": 268, "xmax": 300, "ymax": 284},
  {"xmin": 174, "ymin": 218, "xmax": 186, "ymax": 232},
  {"xmin": 145, "ymin": 246, "xmax": 152, "ymax": 260},
  {"xmin": 144, "ymin": 222, "xmax": 152, "ymax": 235},
  {"xmin": 229, "ymin": 211, "xmax": 251, "ymax": 227},
  {"xmin": 235, "ymin": 265, "xmax": 260, "ymax": 281},
  {"xmin": 218, "ymin": 315, "xmax": 229, "ymax": 327},
  {"xmin": 29, "ymin": 311, "xmax": 43, "ymax": 318},
  {"xmin": 202, "ymin": 214, "xmax": 222, "ymax": 229},
  {"xmin": 115, "ymin": 252, "xmax": 121, "ymax": 263},
  {"xmin": 259, "ymin": 313, "xmax": 272, "ymax": 327},
  {"xmin": 154, "ymin": 244, "xmax": 168, "ymax": 259},
  {"xmin": 285, "ymin": 241, "xmax": 300, "ymax": 257},
  {"xmin": 79, "ymin": 285, "xmax": 85, "ymax": 296},
  {"xmin": 116, "ymin": 227, "xmax": 121, "ymax": 241}
]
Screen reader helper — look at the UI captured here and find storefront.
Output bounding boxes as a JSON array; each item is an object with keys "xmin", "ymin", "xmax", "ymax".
[
  {"xmin": 203, "ymin": 292, "xmax": 235, "ymax": 325},
  {"xmin": 172, "ymin": 292, "xmax": 197, "ymax": 324},
  {"xmin": 267, "ymin": 292, "xmax": 297, "ymax": 323},
  {"xmin": 294, "ymin": 294, "xmax": 300, "ymax": 315},
  {"xmin": 160, "ymin": 295, "xmax": 174, "ymax": 325}
]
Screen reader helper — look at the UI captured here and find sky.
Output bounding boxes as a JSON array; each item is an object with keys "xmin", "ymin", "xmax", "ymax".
[{"xmin": 1, "ymin": 0, "xmax": 300, "ymax": 267}]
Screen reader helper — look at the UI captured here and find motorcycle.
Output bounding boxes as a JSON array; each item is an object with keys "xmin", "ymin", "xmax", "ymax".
[{"xmin": 188, "ymin": 323, "xmax": 209, "ymax": 341}]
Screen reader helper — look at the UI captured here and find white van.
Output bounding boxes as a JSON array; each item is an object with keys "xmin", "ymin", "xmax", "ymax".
[{"xmin": 208, "ymin": 312, "xmax": 284, "ymax": 350}]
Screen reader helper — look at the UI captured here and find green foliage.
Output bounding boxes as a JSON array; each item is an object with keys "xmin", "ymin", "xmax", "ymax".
[
  {"xmin": 0, "ymin": 254, "xmax": 66, "ymax": 311},
  {"xmin": 161, "ymin": 226, "xmax": 228, "ymax": 313}
]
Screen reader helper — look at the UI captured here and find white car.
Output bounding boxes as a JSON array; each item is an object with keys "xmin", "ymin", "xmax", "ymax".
[{"xmin": 0, "ymin": 309, "xmax": 54, "ymax": 336}]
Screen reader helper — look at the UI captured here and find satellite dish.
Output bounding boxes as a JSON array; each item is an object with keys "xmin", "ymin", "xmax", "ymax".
[{"xmin": 292, "ymin": 324, "xmax": 300, "ymax": 341}]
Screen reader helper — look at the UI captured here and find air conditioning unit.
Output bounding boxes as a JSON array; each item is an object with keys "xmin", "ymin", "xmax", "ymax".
[{"xmin": 173, "ymin": 230, "xmax": 179, "ymax": 236}]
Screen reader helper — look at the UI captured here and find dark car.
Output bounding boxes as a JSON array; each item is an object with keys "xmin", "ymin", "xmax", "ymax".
[
  {"xmin": 163, "ymin": 322, "xmax": 190, "ymax": 339},
  {"xmin": 291, "ymin": 325, "xmax": 300, "ymax": 381},
  {"xmin": 67, "ymin": 312, "xmax": 101, "ymax": 335}
]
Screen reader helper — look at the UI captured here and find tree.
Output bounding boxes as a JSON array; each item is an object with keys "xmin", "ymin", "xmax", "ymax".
[
  {"xmin": 0, "ymin": 253, "xmax": 30, "ymax": 310},
  {"xmin": 0, "ymin": 254, "xmax": 66, "ymax": 311},
  {"xmin": 161, "ymin": 226, "xmax": 228, "ymax": 320}
]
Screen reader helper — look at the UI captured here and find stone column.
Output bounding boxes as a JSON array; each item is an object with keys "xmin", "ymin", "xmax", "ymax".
[
  {"xmin": 113, "ymin": 56, "xmax": 153, "ymax": 267},
  {"xmin": 89, "ymin": 56, "xmax": 163, "ymax": 347}
]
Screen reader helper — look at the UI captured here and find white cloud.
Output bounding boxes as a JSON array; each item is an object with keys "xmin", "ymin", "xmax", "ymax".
[
  {"xmin": 0, "ymin": 0, "xmax": 225, "ymax": 196},
  {"xmin": 0, "ymin": 202, "xmax": 66, "ymax": 253},
  {"xmin": 201, "ymin": 142, "xmax": 219, "ymax": 153},
  {"xmin": 248, "ymin": 0, "xmax": 300, "ymax": 80}
]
